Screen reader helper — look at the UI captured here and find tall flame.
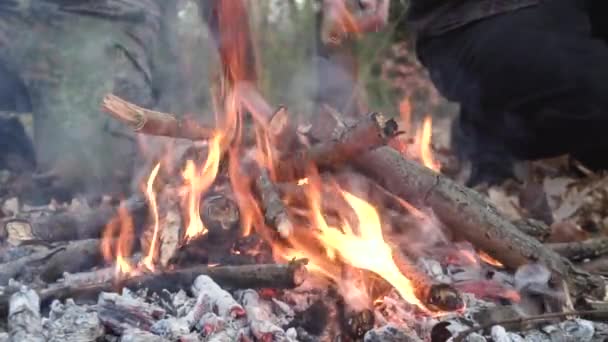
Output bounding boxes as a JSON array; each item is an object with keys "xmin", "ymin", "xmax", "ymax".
[
  {"xmin": 143, "ymin": 163, "xmax": 161, "ymax": 270},
  {"xmin": 419, "ymin": 116, "xmax": 440, "ymax": 172},
  {"xmin": 182, "ymin": 133, "xmax": 223, "ymax": 240},
  {"xmin": 101, "ymin": 204, "xmax": 135, "ymax": 276}
]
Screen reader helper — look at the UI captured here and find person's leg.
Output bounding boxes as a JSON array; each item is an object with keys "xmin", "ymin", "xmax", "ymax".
[{"xmin": 417, "ymin": 0, "xmax": 608, "ymax": 184}]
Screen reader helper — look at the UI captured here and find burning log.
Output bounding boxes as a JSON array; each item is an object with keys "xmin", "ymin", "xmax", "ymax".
[
  {"xmin": 238, "ymin": 289, "xmax": 287, "ymax": 341},
  {"xmin": 254, "ymin": 169, "xmax": 294, "ymax": 238},
  {"xmin": 274, "ymin": 112, "xmax": 399, "ymax": 182},
  {"xmin": 0, "ymin": 260, "xmax": 308, "ymax": 316},
  {"xmin": 392, "ymin": 252, "xmax": 463, "ymax": 312},
  {"xmin": 1, "ymin": 195, "xmax": 147, "ymax": 243},
  {"xmin": 202, "ymin": 194, "xmax": 241, "ymax": 242},
  {"xmin": 101, "ymin": 94, "xmax": 215, "ymax": 141},
  {"xmin": 352, "ymin": 146, "xmax": 605, "ymax": 298},
  {"xmin": 8, "ymin": 287, "xmax": 44, "ymax": 342},
  {"xmin": 548, "ymin": 237, "xmax": 608, "ymax": 262}
]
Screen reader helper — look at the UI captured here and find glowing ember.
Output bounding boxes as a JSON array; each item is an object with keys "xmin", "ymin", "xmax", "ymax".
[
  {"xmin": 182, "ymin": 133, "xmax": 223, "ymax": 240},
  {"xmin": 143, "ymin": 162, "xmax": 161, "ymax": 271},
  {"xmin": 297, "ymin": 178, "xmax": 309, "ymax": 186},
  {"xmin": 419, "ymin": 116, "xmax": 440, "ymax": 172},
  {"xmin": 479, "ymin": 250, "xmax": 504, "ymax": 268}
]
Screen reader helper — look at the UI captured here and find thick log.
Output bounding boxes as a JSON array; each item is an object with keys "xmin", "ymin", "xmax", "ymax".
[
  {"xmin": 254, "ymin": 169, "xmax": 294, "ymax": 238},
  {"xmin": 8, "ymin": 287, "xmax": 44, "ymax": 342},
  {"xmin": 101, "ymin": 94, "xmax": 215, "ymax": 141},
  {"xmin": 0, "ymin": 239, "xmax": 104, "ymax": 285},
  {"xmin": 548, "ymin": 237, "xmax": 608, "ymax": 262},
  {"xmin": 353, "ymin": 146, "xmax": 605, "ymax": 298},
  {"xmin": 274, "ymin": 112, "xmax": 399, "ymax": 182},
  {"xmin": 0, "ymin": 260, "xmax": 308, "ymax": 316},
  {"xmin": 1, "ymin": 196, "xmax": 147, "ymax": 243}
]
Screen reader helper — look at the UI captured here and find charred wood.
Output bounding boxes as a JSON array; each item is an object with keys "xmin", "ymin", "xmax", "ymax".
[
  {"xmin": 274, "ymin": 112, "xmax": 399, "ymax": 182},
  {"xmin": 97, "ymin": 292, "xmax": 165, "ymax": 335},
  {"xmin": 549, "ymin": 237, "xmax": 608, "ymax": 262},
  {"xmin": 267, "ymin": 106, "xmax": 299, "ymax": 157},
  {"xmin": 0, "ymin": 239, "xmax": 103, "ymax": 286},
  {"xmin": 239, "ymin": 289, "xmax": 286, "ymax": 340},
  {"xmin": 512, "ymin": 218, "xmax": 552, "ymax": 242},
  {"xmin": 192, "ymin": 275, "xmax": 245, "ymax": 319},
  {"xmin": 45, "ymin": 299, "xmax": 105, "ymax": 342},
  {"xmin": 102, "ymin": 94, "xmax": 215, "ymax": 141},
  {"xmin": 392, "ymin": 252, "xmax": 463, "ymax": 312},
  {"xmin": 1, "ymin": 196, "xmax": 147, "ymax": 243},
  {"xmin": 254, "ymin": 169, "xmax": 294, "ymax": 238},
  {"xmin": 0, "ymin": 260, "xmax": 308, "ymax": 317}
]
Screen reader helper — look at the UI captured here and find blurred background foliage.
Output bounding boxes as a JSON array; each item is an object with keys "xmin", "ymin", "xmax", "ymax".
[{"xmin": 176, "ymin": 0, "xmax": 453, "ymax": 122}]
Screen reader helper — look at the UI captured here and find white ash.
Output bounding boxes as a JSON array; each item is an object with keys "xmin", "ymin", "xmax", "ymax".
[
  {"xmin": 8, "ymin": 286, "xmax": 45, "ymax": 342},
  {"xmin": 44, "ymin": 299, "xmax": 104, "ymax": 342},
  {"xmin": 542, "ymin": 318, "xmax": 595, "ymax": 342},
  {"xmin": 171, "ymin": 290, "xmax": 196, "ymax": 317},
  {"xmin": 197, "ymin": 312, "xmax": 226, "ymax": 335},
  {"xmin": 418, "ymin": 257, "xmax": 451, "ymax": 283},
  {"xmin": 120, "ymin": 329, "xmax": 169, "ymax": 342},
  {"xmin": 238, "ymin": 289, "xmax": 292, "ymax": 341},
  {"xmin": 364, "ymin": 324, "xmax": 422, "ymax": 342},
  {"xmin": 0, "ymin": 332, "xmax": 7, "ymax": 342},
  {"xmin": 491, "ymin": 325, "xmax": 525, "ymax": 342},
  {"xmin": 464, "ymin": 332, "xmax": 487, "ymax": 342},
  {"xmin": 192, "ymin": 275, "xmax": 245, "ymax": 319},
  {"xmin": 150, "ymin": 317, "xmax": 190, "ymax": 339},
  {"xmin": 271, "ymin": 298, "xmax": 295, "ymax": 326}
]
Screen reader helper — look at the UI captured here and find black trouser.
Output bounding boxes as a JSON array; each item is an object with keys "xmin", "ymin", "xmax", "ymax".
[{"xmin": 416, "ymin": 0, "xmax": 608, "ymax": 182}]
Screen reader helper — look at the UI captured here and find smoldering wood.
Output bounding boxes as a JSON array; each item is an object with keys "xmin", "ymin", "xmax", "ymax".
[
  {"xmin": 102, "ymin": 94, "xmax": 215, "ymax": 141},
  {"xmin": 274, "ymin": 112, "xmax": 399, "ymax": 182},
  {"xmin": 8, "ymin": 287, "xmax": 44, "ymax": 342},
  {"xmin": 392, "ymin": 252, "xmax": 463, "ymax": 312},
  {"xmin": 0, "ymin": 260, "xmax": 308, "ymax": 317},
  {"xmin": 192, "ymin": 275, "xmax": 245, "ymax": 319},
  {"xmin": 201, "ymin": 194, "xmax": 240, "ymax": 242},
  {"xmin": 352, "ymin": 146, "xmax": 605, "ymax": 299},
  {"xmin": 238, "ymin": 289, "xmax": 286, "ymax": 341},
  {"xmin": 548, "ymin": 237, "xmax": 608, "ymax": 262},
  {"xmin": 97, "ymin": 292, "xmax": 166, "ymax": 335},
  {"xmin": 254, "ymin": 168, "xmax": 294, "ymax": 238},
  {"xmin": 1, "ymin": 195, "xmax": 147, "ymax": 243},
  {"xmin": 0, "ymin": 239, "xmax": 104, "ymax": 286}
]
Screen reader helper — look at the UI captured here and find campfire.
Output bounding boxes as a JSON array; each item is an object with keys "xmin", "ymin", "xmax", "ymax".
[{"xmin": 2, "ymin": 2, "xmax": 608, "ymax": 342}]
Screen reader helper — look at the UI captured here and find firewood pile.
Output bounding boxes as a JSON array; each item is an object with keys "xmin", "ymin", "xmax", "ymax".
[{"xmin": 1, "ymin": 91, "xmax": 608, "ymax": 341}]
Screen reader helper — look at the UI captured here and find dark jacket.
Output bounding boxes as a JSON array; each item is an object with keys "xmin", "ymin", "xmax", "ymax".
[{"xmin": 407, "ymin": 0, "xmax": 541, "ymax": 38}]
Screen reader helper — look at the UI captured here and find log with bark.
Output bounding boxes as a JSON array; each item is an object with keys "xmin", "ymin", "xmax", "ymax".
[
  {"xmin": 0, "ymin": 259, "xmax": 308, "ymax": 316},
  {"xmin": 102, "ymin": 94, "xmax": 215, "ymax": 141},
  {"xmin": 548, "ymin": 237, "xmax": 608, "ymax": 262},
  {"xmin": 273, "ymin": 112, "xmax": 399, "ymax": 182},
  {"xmin": 254, "ymin": 168, "xmax": 294, "ymax": 238},
  {"xmin": 352, "ymin": 146, "xmax": 605, "ymax": 298},
  {"xmin": 0, "ymin": 239, "xmax": 105, "ymax": 285}
]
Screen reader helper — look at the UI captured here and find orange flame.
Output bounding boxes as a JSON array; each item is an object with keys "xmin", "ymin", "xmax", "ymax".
[
  {"xmin": 479, "ymin": 251, "xmax": 504, "ymax": 268},
  {"xmin": 143, "ymin": 163, "xmax": 161, "ymax": 271},
  {"xmin": 398, "ymin": 97, "xmax": 412, "ymax": 133},
  {"xmin": 275, "ymin": 173, "xmax": 427, "ymax": 311},
  {"xmin": 419, "ymin": 116, "xmax": 440, "ymax": 172},
  {"xmin": 101, "ymin": 205, "xmax": 135, "ymax": 276},
  {"xmin": 182, "ymin": 133, "xmax": 223, "ymax": 240}
]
